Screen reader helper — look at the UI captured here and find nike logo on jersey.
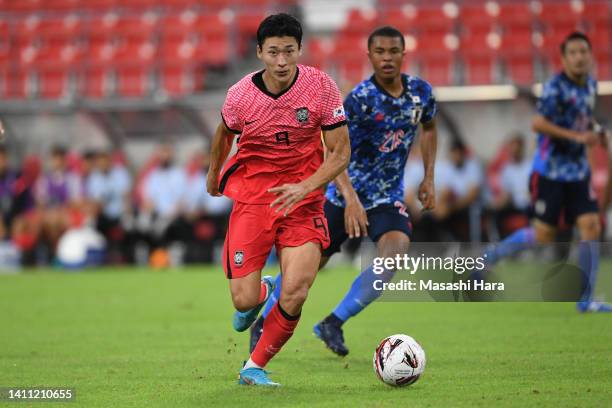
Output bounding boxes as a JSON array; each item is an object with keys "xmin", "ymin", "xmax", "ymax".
[{"xmin": 245, "ymin": 119, "xmax": 258, "ymax": 125}]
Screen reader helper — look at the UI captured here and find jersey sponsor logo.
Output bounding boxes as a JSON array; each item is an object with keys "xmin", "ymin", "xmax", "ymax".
[
  {"xmin": 295, "ymin": 107, "xmax": 309, "ymax": 123},
  {"xmin": 379, "ymin": 129, "xmax": 406, "ymax": 153},
  {"xmin": 333, "ymin": 105, "xmax": 345, "ymax": 118},
  {"xmin": 234, "ymin": 250, "xmax": 244, "ymax": 266}
]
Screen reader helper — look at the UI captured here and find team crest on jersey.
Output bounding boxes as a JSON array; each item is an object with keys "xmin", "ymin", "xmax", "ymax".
[
  {"xmin": 234, "ymin": 250, "xmax": 244, "ymax": 266},
  {"xmin": 295, "ymin": 107, "xmax": 309, "ymax": 123}
]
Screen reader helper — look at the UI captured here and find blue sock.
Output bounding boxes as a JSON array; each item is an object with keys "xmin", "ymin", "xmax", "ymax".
[
  {"xmin": 486, "ymin": 227, "xmax": 536, "ymax": 265},
  {"xmin": 578, "ymin": 241, "xmax": 599, "ymax": 304},
  {"xmin": 262, "ymin": 273, "xmax": 282, "ymax": 319},
  {"xmin": 332, "ymin": 265, "xmax": 393, "ymax": 323}
]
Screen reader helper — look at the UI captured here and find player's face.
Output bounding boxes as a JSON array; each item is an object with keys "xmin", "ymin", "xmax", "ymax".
[
  {"xmin": 368, "ymin": 36, "xmax": 406, "ymax": 80},
  {"xmin": 562, "ymin": 39, "xmax": 592, "ymax": 78},
  {"xmin": 257, "ymin": 36, "xmax": 301, "ymax": 84}
]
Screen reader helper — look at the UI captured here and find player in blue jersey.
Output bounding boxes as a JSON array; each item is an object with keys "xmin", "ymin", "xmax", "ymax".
[
  {"xmin": 245, "ymin": 26, "xmax": 439, "ymax": 355},
  {"xmin": 477, "ymin": 32, "xmax": 611, "ymax": 312}
]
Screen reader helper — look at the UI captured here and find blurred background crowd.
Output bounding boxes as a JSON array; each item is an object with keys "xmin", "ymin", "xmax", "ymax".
[{"xmin": 1, "ymin": 0, "xmax": 611, "ymax": 269}]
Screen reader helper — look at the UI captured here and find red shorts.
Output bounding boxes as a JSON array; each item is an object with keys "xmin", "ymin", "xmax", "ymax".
[{"xmin": 222, "ymin": 200, "xmax": 330, "ymax": 279}]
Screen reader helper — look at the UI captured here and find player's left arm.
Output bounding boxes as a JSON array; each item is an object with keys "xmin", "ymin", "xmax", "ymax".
[
  {"xmin": 269, "ymin": 125, "xmax": 350, "ymax": 215},
  {"xmin": 419, "ymin": 119, "xmax": 437, "ymax": 210},
  {"xmin": 418, "ymin": 82, "xmax": 438, "ymax": 211}
]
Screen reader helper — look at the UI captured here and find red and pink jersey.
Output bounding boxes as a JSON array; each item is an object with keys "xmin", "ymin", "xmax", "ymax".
[{"xmin": 218, "ymin": 64, "xmax": 347, "ymax": 205}]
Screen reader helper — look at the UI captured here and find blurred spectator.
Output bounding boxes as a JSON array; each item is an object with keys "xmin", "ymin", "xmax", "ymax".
[
  {"xmin": 138, "ymin": 144, "xmax": 190, "ymax": 265},
  {"xmin": 80, "ymin": 149, "xmax": 98, "ymax": 192},
  {"xmin": 490, "ymin": 134, "xmax": 531, "ymax": 238},
  {"xmin": 185, "ymin": 150, "xmax": 232, "ymax": 262},
  {"xmin": 404, "ymin": 144, "xmax": 453, "ymax": 241},
  {"xmin": 0, "ymin": 146, "xmax": 32, "ymax": 240},
  {"xmin": 436, "ymin": 140, "xmax": 483, "ymax": 241},
  {"xmin": 34, "ymin": 146, "xmax": 84, "ymax": 257},
  {"xmin": 87, "ymin": 149, "xmax": 132, "ymax": 263}
]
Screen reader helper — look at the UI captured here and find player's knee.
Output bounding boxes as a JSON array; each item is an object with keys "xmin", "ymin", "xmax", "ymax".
[
  {"xmin": 378, "ymin": 236, "xmax": 410, "ymax": 259},
  {"xmin": 231, "ymin": 292, "xmax": 259, "ymax": 312},
  {"xmin": 579, "ymin": 218, "xmax": 601, "ymax": 241},
  {"xmin": 280, "ymin": 283, "xmax": 309, "ymax": 312}
]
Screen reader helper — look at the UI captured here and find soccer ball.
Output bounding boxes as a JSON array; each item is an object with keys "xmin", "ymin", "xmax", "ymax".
[{"xmin": 373, "ymin": 334, "xmax": 426, "ymax": 387}]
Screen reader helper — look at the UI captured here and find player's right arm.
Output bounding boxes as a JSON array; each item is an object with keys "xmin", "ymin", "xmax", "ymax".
[
  {"xmin": 532, "ymin": 115, "xmax": 599, "ymax": 145},
  {"xmin": 334, "ymin": 169, "xmax": 369, "ymax": 238},
  {"xmin": 206, "ymin": 122, "xmax": 235, "ymax": 197},
  {"xmin": 533, "ymin": 80, "xmax": 599, "ymax": 145},
  {"xmin": 333, "ymin": 91, "xmax": 368, "ymax": 238}
]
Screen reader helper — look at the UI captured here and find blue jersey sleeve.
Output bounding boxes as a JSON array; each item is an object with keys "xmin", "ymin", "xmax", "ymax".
[
  {"xmin": 344, "ymin": 91, "xmax": 364, "ymax": 144},
  {"xmin": 419, "ymin": 81, "xmax": 437, "ymax": 124},
  {"xmin": 537, "ymin": 79, "xmax": 560, "ymax": 120}
]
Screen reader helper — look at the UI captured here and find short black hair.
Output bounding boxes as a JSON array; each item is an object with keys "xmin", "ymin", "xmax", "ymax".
[
  {"xmin": 256, "ymin": 13, "xmax": 302, "ymax": 49},
  {"xmin": 560, "ymin": 31, "xmax": 592, "ymax": 54},
  {"xmin": 51, "ymin": 145, "xmax": 67, "ymax": 157},
  {"xmin": 450, "ymin": 139, "xmax": 467, "ymax": 153},
  {"xmin": 368, "ymin": 26, "xmax": 405, "ymax": 50},
  {"xmin": 83, "ymin": 149, "xmax": 98, "ymax": 160}
]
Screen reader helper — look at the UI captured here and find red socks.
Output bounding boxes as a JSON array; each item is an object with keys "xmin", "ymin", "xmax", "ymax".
[
  {"xmin": 250, "ymin": 303, "xmax": 300, "ymax": 367},
  {"xmin": 258, "ymin": 281, "xmax": 269, "ymax": 304}
]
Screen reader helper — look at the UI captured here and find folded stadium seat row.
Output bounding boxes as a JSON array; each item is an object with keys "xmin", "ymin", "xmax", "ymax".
[
  {"xmin": 0, "ymin": 0, "xmax": 291, "ymax": 13},
  {"xmin": 328, "ymin": 1, "xmax": 611, "ymax": 86}
]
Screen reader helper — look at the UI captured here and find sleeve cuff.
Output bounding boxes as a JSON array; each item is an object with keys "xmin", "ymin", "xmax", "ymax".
[
  {"xmin": 321, "ymin": 120, "xmax": 347, "ymax": 131},
  {"xmin": 221, "ymin": 113, "xmax": 241, "ymax": 134}
]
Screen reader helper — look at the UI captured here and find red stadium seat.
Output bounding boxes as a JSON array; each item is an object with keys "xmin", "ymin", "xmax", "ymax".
[
  {"xmin": 42, "ymin": 0, "xmax": 79, "ymax": 12},
  {"xmin": 304, "ymin": 37, "xmax": 333, "ymax": 70},
  {"xmin": 498, "ymin": 30, "xmax": 535, "ymax": 85},
  {"xmin": 340, "ymin": 9, "xmax": 378, "ymax": 36},
  {"xmin": 417, "ymin": 33, "xmax": 458, "ymax": 86},
  {"xmin": 160, "ymin": 65, "xmax": 206, "ymax": 97},
  {"xmin": 3, "ymin": 0, "xmax": 43, "ymax": 12},
  {"xmin": 80, "ymin": 0, "xmax": 117, "ymax": 12},
  {"xmin": 120, "ymin": 0, "xmax": 158, "ymax": 10},
  {"xmin": 157, "ymin": 0, "xmax": 198, "ymax": 10},
  {"xmin": 460, "ymin": 31, "xmax": 500, "ymax": 84},
  {"xmin": 13, "ymin": 15, "xmax": 42, "ymax": 43},
  {"xmin": 115, "ymin": 13, "xmax": 159, "ymax": 42},
  {"xmin": 87, "ymin": 13, "xmax": 121, "ymax": 41},
  {"xmin": 5, "ymin": 69, "xmax": 30, "ymax": 99},
  {"xmin": 81, "ymin": 66, "xmax": 111, "ymax": 98},
  {"xmin": 38, "ymin": 67, "xmax": 71, "ymax": 99},
  {"xmin": 114, "ymin": 41, "xmax": 156, "ymax": 97},
  {"xmin": 583, "ymin": 1, "xmax": 610, "ymax": 33},
  {"xmin": 30, "ymin": 42, "xmax": 83, "ymax": 98},
  {"xmin": 538, "ymin": 1, "xmax": 584, "ymax": 34},
  {"xmin": 459, "ymin": 4, "xmax": 497, "ymax": 36},
  {"xmin": 236, "ymin": 11, "xmax": 266, "ymax": 55},
  {"xmin": 36, "ymin": 15, "xmax": 83, "ymax": 41},
  {"xmin": 413, "ymin": 4, "xmax": 458, "ymax": 35},
  {"xmin": 378, "ymin": 5, "xmax": 416, "ymax": 33},
  {"xmin": 498, "ymin": 2, "xmax": 535, "ymax": 33},
  {"xmin": 594, "ymin": 51, "xmax": 611, "ymax": 80}
]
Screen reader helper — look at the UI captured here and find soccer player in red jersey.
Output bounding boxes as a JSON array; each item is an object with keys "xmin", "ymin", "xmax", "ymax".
[{"xmin": 206, "ymin": 13, "xmax": 350, "ymax": 386}]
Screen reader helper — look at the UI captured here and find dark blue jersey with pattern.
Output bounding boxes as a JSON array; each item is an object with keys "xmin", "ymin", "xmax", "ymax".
[
  {"xmin": 532, "ymin": 72, "xmax": 597, "ymax": 182},
  {"xmin": 326, "ymin": 74, "xmax": 437, "ymax": 209}
]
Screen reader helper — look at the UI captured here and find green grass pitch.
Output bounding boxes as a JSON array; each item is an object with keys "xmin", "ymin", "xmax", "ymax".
[{"xmin": 1, "ymin": 265, "xmax": 611, "ymax": 407}]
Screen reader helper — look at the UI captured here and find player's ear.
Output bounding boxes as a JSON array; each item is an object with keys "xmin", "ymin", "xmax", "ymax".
[{"xmin": 256, "ymin": 44, "xmax": 262, "ymax": 60}]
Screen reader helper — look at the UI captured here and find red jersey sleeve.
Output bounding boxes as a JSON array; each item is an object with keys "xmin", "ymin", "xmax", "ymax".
[
  {"xmin": 319, "ymin": 72, "xmax": 347, "ymax": 130},
  {"xmin": 221, "ymin": 83, "xmax": 244, "ymax": 134}
]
